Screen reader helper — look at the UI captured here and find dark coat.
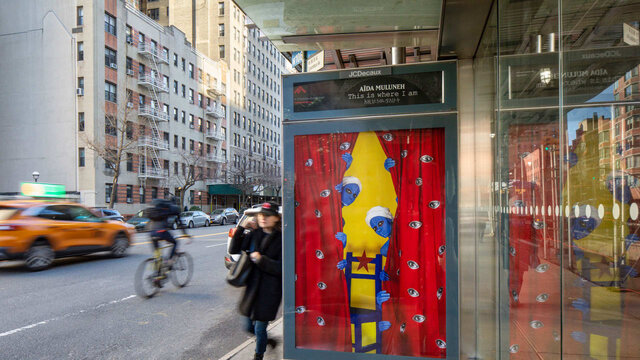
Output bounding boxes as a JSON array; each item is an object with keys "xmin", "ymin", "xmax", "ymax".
[{"xmin": 229, "ymin": 226, "xmax": 282, "ymax": 321}]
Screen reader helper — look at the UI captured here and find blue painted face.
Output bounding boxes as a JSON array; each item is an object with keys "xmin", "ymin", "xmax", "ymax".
[
  {"xmin": 341, "ymin": 183, "xmax": 360, "ymax": 206},
  {"xmin": 370, "ymin": 216, "xmax": 392, "ymax": 238}
]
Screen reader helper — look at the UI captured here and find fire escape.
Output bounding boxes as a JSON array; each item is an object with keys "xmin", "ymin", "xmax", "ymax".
[
  {"xmin": 205, "ymin": 82, "xmax": 226, "ymax": 182},
  {"xmin": 136, "ymin": 41, "xmax": 169, "ymax": 183}
]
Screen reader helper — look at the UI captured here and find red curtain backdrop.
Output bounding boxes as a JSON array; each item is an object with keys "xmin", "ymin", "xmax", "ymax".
[
  {"xmin": 294, "ymin": 133, "xmax": 357, "ymax": 352},
  {"xmin": 376, "ymin": 128, "xmax": 447, "ymax": 358}
]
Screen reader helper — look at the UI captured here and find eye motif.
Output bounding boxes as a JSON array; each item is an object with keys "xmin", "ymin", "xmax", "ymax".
[
  {"xmin": 382, "ymin": 133, "xmax": 394, "ymax": 141},
  {"xmin": 408, "ymin": 288, "xmax": 420, "ymax": 297},
  {"xmin": 420, "ymin": 155, "xmax": 434, "ymax": 163},
  {"xmin": 532, "ymin": 221, "xmax": 545, "ymax": 229},
  {"xmin": 315, "ymin": 250, "xmax": 324, "ymax": 259},
  {"xmin": 305, "ymin": 159, "xmax": 313, "ymax": 167},
  {"xmin": 530, "ymin": 320, "xmax": 543, "ymax": 329},
  {"xmin": 437, "ymin": 287, "xmax": 444, "ymax": 300},
  {"xmin": 295, "ymin": 306, "xmax": 306, "ymax": 314},
  {"xmin": 409, "ymin": 221, "xmax": 422, "ymax": 229},
  {"xmin": 536, "ymin": 293, "xmax": 549, "ymax": 303},
  {"xmin": 401, "ymin": 150, "xmax": 408, "ymax": 158},
  {"xmin": 315, "ymin": 209, "xmax": 322, "ymax": 218},
  {"xmin": 429, "ymin": 201, "xmax": 440, "ymax": 209},
  {"xmin": 339, "ymin": 142, "xmax": 351, "ymax": 150},
  {"xmin": 320, "ymin": 189, "xmax": 331, "ymax": 197},
  {"xmin": 317, "ymin": 317, "xmax": 325, "ymax": 326},
  {"xmin": 438, "ymin": 245, "xmax": 446, "ymax": 255},
  {"xmin": 294, "ymin": 201, "xmax": 300, "ymax": 208},
  {"xmin": 317, "ymin": 282, "xmax": 327, "ymax": 290},
  {"xmin": 536, "ymin": 263, "xmax": 549, "ymax": 273},
  {"xmin": 412, "ymin": 314, "xmax": 425, "ymax": 323},
  {"xmin": 509, "ymin": 246, "xmax": 516, "ymax": 256},
  {"xmin": 407, "ymin": 260, "xmax": 419, "ymax": 269},
  {"xmin": 436, "ymin": 339, "xmax": 446, "ymax": 349},
  {"xmin": 400, "ymin": 323, "xmax": 406, "ymax": 333},
  {"xmin": 512, "ymin": 290, "xmax": 519, "ymax": 302},
  {"xmin": 509, "ymin": 344, "xmax": 519, "ymax": 354},
  {"xmin": 415, "ymin": 178, "xmax": 423, "ymax": 186}
]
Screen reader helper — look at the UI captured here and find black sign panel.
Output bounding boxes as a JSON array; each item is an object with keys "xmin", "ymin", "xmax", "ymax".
[{"xmin": 293, "ymin": 71, "xmax": 443, "ymax": 113}]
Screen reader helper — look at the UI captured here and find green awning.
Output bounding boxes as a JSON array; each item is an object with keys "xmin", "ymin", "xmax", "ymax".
[{"xmin": 208, "ymin": 184, "xmax": 243, "ymax": 195}]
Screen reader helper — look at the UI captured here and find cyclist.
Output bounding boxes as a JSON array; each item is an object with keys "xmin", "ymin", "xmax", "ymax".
[{"xmin": 148, "ymin": 197, "xmax": 190, "ymax": 267}]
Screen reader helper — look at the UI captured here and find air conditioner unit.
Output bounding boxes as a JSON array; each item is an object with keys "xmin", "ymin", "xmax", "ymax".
[
  {"xmin": 126, "ymin": 69, "xmax": 135, "ymax": 76},
  {"xmin": 126, "ymin": 35, "xmax": 133, "ymax": 44},
  {"xmin": 126, "ymin": 102, "xmax": 134, "ymax": 108},
  {"xmin": 110, "ymin": 63, "xmax": 118, "ymax": 69},
  {"xmin": 189, "ymin": 124, "xmax": 195, "ymax": 129},
  {"xmin": 77, "ymin": 88, "xmax": 84, "ymax": 96}
]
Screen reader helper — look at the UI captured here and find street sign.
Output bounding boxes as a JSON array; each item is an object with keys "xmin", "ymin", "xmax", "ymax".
[
  {"xmin": 20, "ymin": 182, "xmax": 66, "ymax": 198},
  {"xmin": 306, "ymin": 50, "xmax": 324, "ymax": 72},
  {"xmin": 291, "ymin": 52, "xmax": 303, "ymax": 67},
  {"xmin": 624, "ymin": 23, "xmax": 639, "ymax": 46}
]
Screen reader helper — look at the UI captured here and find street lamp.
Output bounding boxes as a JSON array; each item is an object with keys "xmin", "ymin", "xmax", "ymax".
[{"xmin": 32, "ymin": 171, "xmax": 40, "ymax": 182}]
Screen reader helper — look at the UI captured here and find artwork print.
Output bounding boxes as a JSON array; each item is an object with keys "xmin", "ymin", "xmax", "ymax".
[{"xmin": 294, "ymin": 129, "xmax": 447, "ymax": 357}]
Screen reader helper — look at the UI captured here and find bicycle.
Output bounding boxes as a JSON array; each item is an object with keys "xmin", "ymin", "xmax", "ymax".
[{"xmin": 134, "ymin": 234, "xmax": 194, "ymax": 298}]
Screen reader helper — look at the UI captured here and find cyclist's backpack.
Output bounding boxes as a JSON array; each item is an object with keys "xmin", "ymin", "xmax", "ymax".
[{"xmin": 148, "ymin": 199, "xmax": 181, "ymax": 221}]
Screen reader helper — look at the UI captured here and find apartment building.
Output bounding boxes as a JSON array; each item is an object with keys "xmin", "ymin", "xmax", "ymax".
[
  {"xmin": 142, "ymin": 0, "xmax": 291, "ymax": 201},
  {"xmin": 0, "ymin": 0, "xmax": 231, "ymax": 214}
]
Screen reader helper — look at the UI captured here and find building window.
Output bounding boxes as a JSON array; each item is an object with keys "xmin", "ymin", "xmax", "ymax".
[
  {"xmin": 219, "ymin": 45, "xmax": 225, "ymax": 59},
  {"xmin": 148, "ymin": 8, "xmax": 159, "ymax": 20},
  {"xmin": 105, "ymin": 184, "xmax": 114, "ymax": 203},
  {"xmin": 140, "ymin": 187, "xmax": 146, "ymax": 204},
  {"xmin": 181, "ymin": 84, "xmax": 186, "ymax": 98},
  {"xmin": 219, "ymin": 24, "xmax": 225, "ymax": 36},
  {"xmin": 78, "ymin": 112, "xmax": 85, "ymax": 131},
  {"xmin": 174, "ymin": 135, "xmax": 178, "ymax": 148},
  {"xmin": 174, "ymin": 107, "xmax": 178, "ymax": 121},
  {"xmin": 189, "ymin": 114, "xmax": 195, "ymax": 127},
  {"xmin": 181, "ymin": 58, "xmax": 185, "ymax": 71},
  {"xmin": 139, "ymin": 94, "xmax": 145, "ymax": 107},
  {"xmin": 182, "ymin": 137, "xmax": 186, "ymax": 150},
  {"xmin": 77, "ymin": 42, "xmax": 84, "ymax": 61},
  {"xmin": 218, "ymin": 1, "xmax": 224, "ymax": 15},
  {"xmin": 189, "ymin": 89, "xmax": 194, "ymax": 103},
  {"xmin": 198, "ymin": 93, "xmax": 203, "ymax": 107},
  {"xmin": 188, "ymin": 63, "xmax": 194, "ymax": 78},
  {"xmin": 79, "ymin": 148, "xmax": 85, "ymax": 167},
  {"xmin": 105, "ymin": 47, "xmax": 116, "ymax": 67},
  {"xmin": 126, "ymin": 122, "xmax": 133, "ymax": 139},
  {"xmin": 173, "ymin": 80, "xmax": 178, "ymax": 94},
  {"xmin": 78, "ymin": 77, "xmax": 84, "ymax": 92},
  {"xmin": 127, "ymin": 153, "xmax": 133, "ymax": 172},
  {"xmin": 152, "ymin": 187, "xmax": 158, "ymax": 200},
  {"xmin": 139, "ymin": 63, "xmax": 145, "ymax": 76},
  {"xmin": 181, "ymin": 111, "xmax": 186, "ymax": 123},
  {"xmin": 104, "ymin": 13, "xmax": 116, "ymax": 36},
  {"xmin": 77, "ymin": 6, "xmax": 83, "ymax": 26},
  {"xmin": 173, "ymin": 53, "xmax": 178, "ymax": 66},
  {"xmin": 105, "ymin": 116, "xmax": 117, "ymax": 136}
]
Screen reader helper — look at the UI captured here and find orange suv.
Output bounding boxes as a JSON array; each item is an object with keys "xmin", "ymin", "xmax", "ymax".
[{"xmin": 0, "ymin": 200, "xmax": 135, "ymax": 271}]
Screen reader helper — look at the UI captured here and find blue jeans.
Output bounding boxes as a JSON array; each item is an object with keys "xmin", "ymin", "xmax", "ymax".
[{"xmin": 244, "ymin": 317, "xmax": 269, "ymax": 354}]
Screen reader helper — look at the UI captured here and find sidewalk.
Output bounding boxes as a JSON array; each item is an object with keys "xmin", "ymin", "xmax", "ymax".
[{"xmin": 219, "ymin": 317, "xmax": 284, "ymax": 360}]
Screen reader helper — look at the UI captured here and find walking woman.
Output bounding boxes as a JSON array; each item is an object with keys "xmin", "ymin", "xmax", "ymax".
[{"xmin": 229, "ymin": 202, "xmax": 282, "ymax": 360}]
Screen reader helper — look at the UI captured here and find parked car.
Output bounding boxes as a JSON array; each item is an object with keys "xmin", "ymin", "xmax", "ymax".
[
  {"xmin": 210, "ymin": 208, "xmax": 240, "ymax": 225},
  {"xmin": 224, "ymin": 208, "xmax": 260, "ymax": 269},
  {"xmin": 0, "ymin": 200, "xmax": 135, "ymax": 271},
  {"xmin": 178, "ymin": 211, "xmax": 211, "ymax": 228},
  {"xmin": 92, "ymin": 208, "xmax": 124, "ymax": 222}
]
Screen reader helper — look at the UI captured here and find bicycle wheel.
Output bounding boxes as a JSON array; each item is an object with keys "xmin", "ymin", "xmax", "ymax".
[
  {"xmin": 135, "ymin": 258, "xmax": 160, "ymax": 298},
  {"xmin": 170, "ymin": 252, "xmax": 193, "ymax": 287}
]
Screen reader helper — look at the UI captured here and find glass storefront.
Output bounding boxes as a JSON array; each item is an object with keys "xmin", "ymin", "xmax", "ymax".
[{"xmin": 483, "ymin": 0, "xmax": 640, "ymax": 358}]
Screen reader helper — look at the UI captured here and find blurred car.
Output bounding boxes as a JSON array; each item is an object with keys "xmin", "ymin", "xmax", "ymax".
[
  {"xmin": 224, "ymin": 208, "xmax": 260, "ymax": 269},
  {"xmin": 210, "ymin": 208, "xmax": 240, "ymax": 225},
  {"xmin": 127, "ymin": 209, "xmax": 179, "ymax": 232},
  {"xmin": 178, "ymin": 211, "xmax": 211, "ymax": 228},
  {"xmin": 0, "ymin": 200, "xmax": 135, "ymax": 271},
  {"xmin": 92, "ymin": 208, "xmax": 124, "ymax": 222}
]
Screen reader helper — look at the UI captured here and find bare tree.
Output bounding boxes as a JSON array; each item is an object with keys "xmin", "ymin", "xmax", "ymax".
[
  {"xmin": 171, "ymin": 150, "xmax": 207, "ymax": 208},
  {"xmin": 82, "ymin": 106, "xmax": 138, "ymax": 209},
  {"xmin": 227, "ymin": 157, "xmax": 259, "ymax": 208}
]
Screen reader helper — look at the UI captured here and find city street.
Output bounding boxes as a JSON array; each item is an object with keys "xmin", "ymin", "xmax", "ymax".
[{"xmin": 0, "ymin": 224, "xmax": 255, "ymax": 360}]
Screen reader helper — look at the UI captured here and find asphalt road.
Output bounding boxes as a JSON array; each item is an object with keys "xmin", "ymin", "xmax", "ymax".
[{"xmin": 0, "ymin": 224, "xmax": 254, "ymax": 360}]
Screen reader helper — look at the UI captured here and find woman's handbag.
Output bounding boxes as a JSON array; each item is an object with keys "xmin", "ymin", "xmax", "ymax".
[{"xmin": 226, "ymin": 250, "xmax": 253, "ymax": 287}]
